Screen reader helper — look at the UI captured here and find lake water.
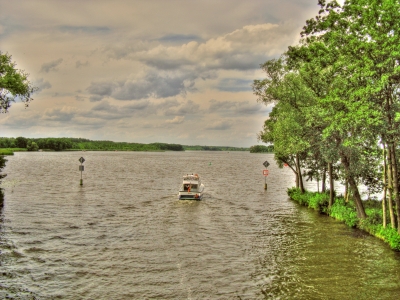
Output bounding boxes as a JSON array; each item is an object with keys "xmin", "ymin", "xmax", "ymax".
[{"xmin": 1, "ymin": 151, "xmax": 400, "ymax": 299}]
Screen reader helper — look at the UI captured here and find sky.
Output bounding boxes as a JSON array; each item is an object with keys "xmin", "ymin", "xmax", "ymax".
[{"xmin": 0, "ymin": 0, "xmax": 330, "ymax": 147}]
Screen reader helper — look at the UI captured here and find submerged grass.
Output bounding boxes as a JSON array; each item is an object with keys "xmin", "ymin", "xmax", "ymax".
[{"xmin": 288, "ymin": 187, "xmax": 400, "ymax": 251}]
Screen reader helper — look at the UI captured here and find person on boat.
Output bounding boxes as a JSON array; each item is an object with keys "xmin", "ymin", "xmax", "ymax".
[{"xmin": 185, "ymin": 184, "xmax": 191, "ymax": 192}]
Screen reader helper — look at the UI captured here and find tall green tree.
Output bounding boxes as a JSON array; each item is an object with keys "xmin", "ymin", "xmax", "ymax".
[{"xmin": 253, "ymin": 58, "xmax": 317, "ymax": 193}]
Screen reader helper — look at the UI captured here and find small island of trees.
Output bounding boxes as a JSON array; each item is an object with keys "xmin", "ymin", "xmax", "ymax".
[{"xmin": 249, "ymin": 145, "xmax": 273, "ymax": 153}]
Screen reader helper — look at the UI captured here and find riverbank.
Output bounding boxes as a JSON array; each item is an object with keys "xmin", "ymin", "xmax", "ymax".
[
  {"xmin": 0, "ymin": 148, "xmax": 26, "ymax": 155},
  {"xmin": 288, "ymin": 187, "xmax": 400, "ymax": 251}
]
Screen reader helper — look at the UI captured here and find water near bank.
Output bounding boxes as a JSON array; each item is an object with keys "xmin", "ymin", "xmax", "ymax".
[{"xmin": 1, "ymin": 151, "xmax": 400, "ymax": 299}]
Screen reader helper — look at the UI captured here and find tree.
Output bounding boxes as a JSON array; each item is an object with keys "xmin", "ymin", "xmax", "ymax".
[
  {"xmin": 1, "ymin": 52, "xmax": 37, "ymax": 207},
  {"xmin": 253, "ymin": 58, "xmax": 317, "ymax": 193},
  {"xmin": 27, "ymin": 141, "xmax": 39, "ymax": 151},
  {"xmin": 0, "ymin": 51, "xmax": 37, "ymax": 113},
  {"xmin": 15, "ymin": 136, "xmax": 28, "ymax": 148},
  {"xmin": 282, "ymin": 0, "xmax": 400, "ymax": 224}
]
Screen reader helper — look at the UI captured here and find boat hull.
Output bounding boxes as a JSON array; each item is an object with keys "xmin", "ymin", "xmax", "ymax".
[
  {"xmin": 178, "ymin": 184, "xmax": 204, "ymax": 200},
  {"xmin": 178, "ymin": 192, "xmax": 203, "ymax": 200}
]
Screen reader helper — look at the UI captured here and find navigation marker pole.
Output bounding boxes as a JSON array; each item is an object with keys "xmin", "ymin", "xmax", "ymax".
[
  {"xmin": 263, "ymin": 169, "xmax": 269, "ymax": 190},
  {"xmin": 79, "ymin": 157, "xmax": 85, "ymax": 186},
  {"xmin": 263, "ymin": 160, "xmax": 270, "ymax": 190}
]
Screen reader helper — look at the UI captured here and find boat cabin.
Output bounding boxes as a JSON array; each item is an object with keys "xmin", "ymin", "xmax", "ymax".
[{"xmin": 181, "ymin": 174, "xmax": 201, "ymax": 192}]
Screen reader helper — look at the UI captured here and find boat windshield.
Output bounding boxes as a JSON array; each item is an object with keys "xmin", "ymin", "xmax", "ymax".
[
  {"xmin": 183, "ymin": 174, "xmax": 199, "ymax": 181},
  {"xmin": 182, "ymin": 184, "xmax": 198, "ymax": 191}
]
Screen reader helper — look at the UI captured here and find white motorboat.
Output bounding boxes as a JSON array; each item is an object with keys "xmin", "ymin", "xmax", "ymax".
[{"xmin": 178, "ymin": 174, "xmax": 205, "ymax": 200}]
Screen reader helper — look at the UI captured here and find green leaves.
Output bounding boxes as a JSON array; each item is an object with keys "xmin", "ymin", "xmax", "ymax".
[{"xmin": 0, "ymin": 51, "xmax": 37, "ymax": 113}]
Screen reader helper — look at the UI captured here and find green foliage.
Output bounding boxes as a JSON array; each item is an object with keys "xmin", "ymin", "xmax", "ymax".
[
  {"xmin": 149, "ymin": 143, "xmax": 184, "ymax": 151},
  {"xmin": 182, "ymin": 145, "xmax": 249, "ymax": 151},
  {"xmin": 0, "ymin": 148, "xmax": 26, "ymax": 155},
  {"xmin": 0, "ymin": 51, "xmax": 37, "ymax": 112},
  {"xmin": 27, "ymin": 141, "xmax": 39, "ymax": 151},
  {"xmin": 0, "ymin": 149, "xmax": 14, "ymax": 155},
  {"xmin": 375, "ymin": 227, "xmax": 400, "ymax": 252},
  {"xmin": 0, "ymin": 137, "xmax": 188, "ymax": 152},
  {"xmin": 0, "ymin": 137, "xmax": 16, "ymax": 148},
  {"xmin": 330, "ymin": 198, "xmax": 358, "ymax": 227},
  {"xmin": 308, "ymin": 192, "xmax": 329, "ymax": 213},
  {"xmin": 288, "ymin": 187, "xmax": 329, "ymax": 213},
  {"xmin": 249, "ymin": 145, "xmax": 273, "ymax": 153},
  {"xmin": 15, "ymin": 136, "xmax": 28, "ymax": 148},
  {"xmin": 287, "ymin": 187, "xmax": 310, "ymax": 205}
]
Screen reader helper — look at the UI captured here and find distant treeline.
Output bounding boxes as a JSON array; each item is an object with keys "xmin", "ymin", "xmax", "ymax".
[
  {"xmin": 0, "ymin": 137, "xmax": 184, "ymax": 151},
  {"xmin": 0, "ymin": 137, "xmax": 255, "ymax": 152},
  {"xmin": 182, "ymin": 145, "xmax": 249, "ymax": 151},
  {"xmin": 249, "ymin": 145, "xmax": 274, "ymax": 153}
]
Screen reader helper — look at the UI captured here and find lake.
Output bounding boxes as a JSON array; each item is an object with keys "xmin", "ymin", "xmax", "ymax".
[{"xmin": 1, "ymin": 151, "xmax": 400, "ymax": 299}]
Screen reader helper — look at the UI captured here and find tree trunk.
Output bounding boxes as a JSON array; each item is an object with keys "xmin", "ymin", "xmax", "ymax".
[
  {"xmin": 382, "ymin": 144, "xmax": 387, "ymax": 228},
  {"xmin": 340, "ymin": 152, "xmax": 366, "ymax": 219},
  {"xmin": 387, "ymin": 145, "xmax": 396, "ymax": 228},
  {"xmin": 328, "ymin": 162, "xmax": 334, "ymax": 208},
  {"xmin": 296, "ymin": 153, "xmax": 305, "ymax": 193},
  {"xmin": 344, "ymin": 179, "xmax": 349, "ymax": 202},
  {"xmin": 389, "ymin": 142, "xmax": 400, "ymax": 232},
  {"xmin": 321, "ymin": 166, "xmax": 326, "ymax": 193}
]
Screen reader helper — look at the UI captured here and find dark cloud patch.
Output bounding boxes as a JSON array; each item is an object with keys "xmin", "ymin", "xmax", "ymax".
[
  {"xmin": 44, "ymin": 107, "xmax": 76, "ymax": 122},
  {"xmin": 235, "ymin": 101, "xmax": 265, "ymax": 114},
  {"xmin": 34, "ymin": 78, "xmax": 52, "ymax": 92},
  {"xmin": 113, "ymin": 73, "xmax": 195, "ymax": 99},
  {"xmin": 164, "ymin": 100, "xmax": 200, "ymax": 116},
  {"xmin": 1, "ymin": 112, "xmax": 41, "ymax": 129},
  {"xmin": 157, "ymin": 34, "xmax": 202, "ymax": 44},
  {"xmin": 214, "ymin": 53, "xmax": 267, "ymax": 71},
  {"xmin": 86, "ymin": 72, "xmax": 196, "ymax": 101},
  {"xmin": 75, "ymin": 95, "xmax": 85, "ymax": 101},
  {"xmin": 58, "ymin": 25, "xmax": 110, "ymax": 34},
  {"xmin": 76, "ymin": 60, "xmax": 89, "ymax": 68},
  {"xmin": 87, "ymin": 100, "xmax": 151, "ymax": 120},
  {"xmin": 144, "ymin": 58, "xmax": 192, "ymax": 70},
  {"xmin": 205, "ymin": 120, "xmax": 232, "ymax": 130},
  {"xmin": 87, "ymin": 81, "xmax": 115, "ymax": 96},
  {"xmin": 209, "ymin": 99, "xmax": 265, "ymax": 115},
  {"xmin": 155, "ymin": 99, "xmax": 180, "ymax": 110},
  {"xmin": 40, "ymin": 58, "xmax": 63, "ymax": 73},
  {"xmin": 89, "ymin": 95, "xmax": 105, "ymax": 102},
  {"xmin": 217, "ymin": 78, "xmax": 253, "ymax": 92}
]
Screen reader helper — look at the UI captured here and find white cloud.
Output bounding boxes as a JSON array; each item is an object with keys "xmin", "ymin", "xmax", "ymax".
[{"xmin": 166, "ymin": 116, "xmax": 185, "ymax": 124}]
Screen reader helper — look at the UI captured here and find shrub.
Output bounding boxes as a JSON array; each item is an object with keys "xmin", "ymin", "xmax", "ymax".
[
  {"xmin": 365, "ymin": 208, "xmax": 382, "ymax": 225},
  {"xmin": 329, "ymin": 198, "xmax": 358, "ymax": 227},
  {"xmin": 375, "ymin": 226, "xmax": 400, "ymax": 251},
  {"xmin": 308, "ymin": 192, "xmax": 329, "ymax": 213},
  {"xmin": 287, "ymin": 187, "xmax": 310, "ymax": 206}
]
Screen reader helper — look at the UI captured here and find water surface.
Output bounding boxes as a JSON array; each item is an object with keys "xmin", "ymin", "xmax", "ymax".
[{"xmin": 1, "ymin": 151, "xmax": 399, "ymax": 299}]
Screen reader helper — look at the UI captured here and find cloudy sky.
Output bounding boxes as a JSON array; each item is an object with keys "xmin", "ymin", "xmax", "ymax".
[{"xmin": 1, "ymin": 0, "xmax": 327, "ymax": 147}]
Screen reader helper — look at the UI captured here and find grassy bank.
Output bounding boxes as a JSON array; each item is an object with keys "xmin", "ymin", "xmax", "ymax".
[
  {"xmin": 0, "ymin": 148, "xmax": 27, "ymax": 155},
  {"xmin": 288, "ymin": 187, "xmax": 400, "ymax": 251}
]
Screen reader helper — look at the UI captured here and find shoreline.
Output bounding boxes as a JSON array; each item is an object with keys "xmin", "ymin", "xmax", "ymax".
[{"xmin": 288, "ymin": 187, "xmax": 400, "ymax": 251}]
